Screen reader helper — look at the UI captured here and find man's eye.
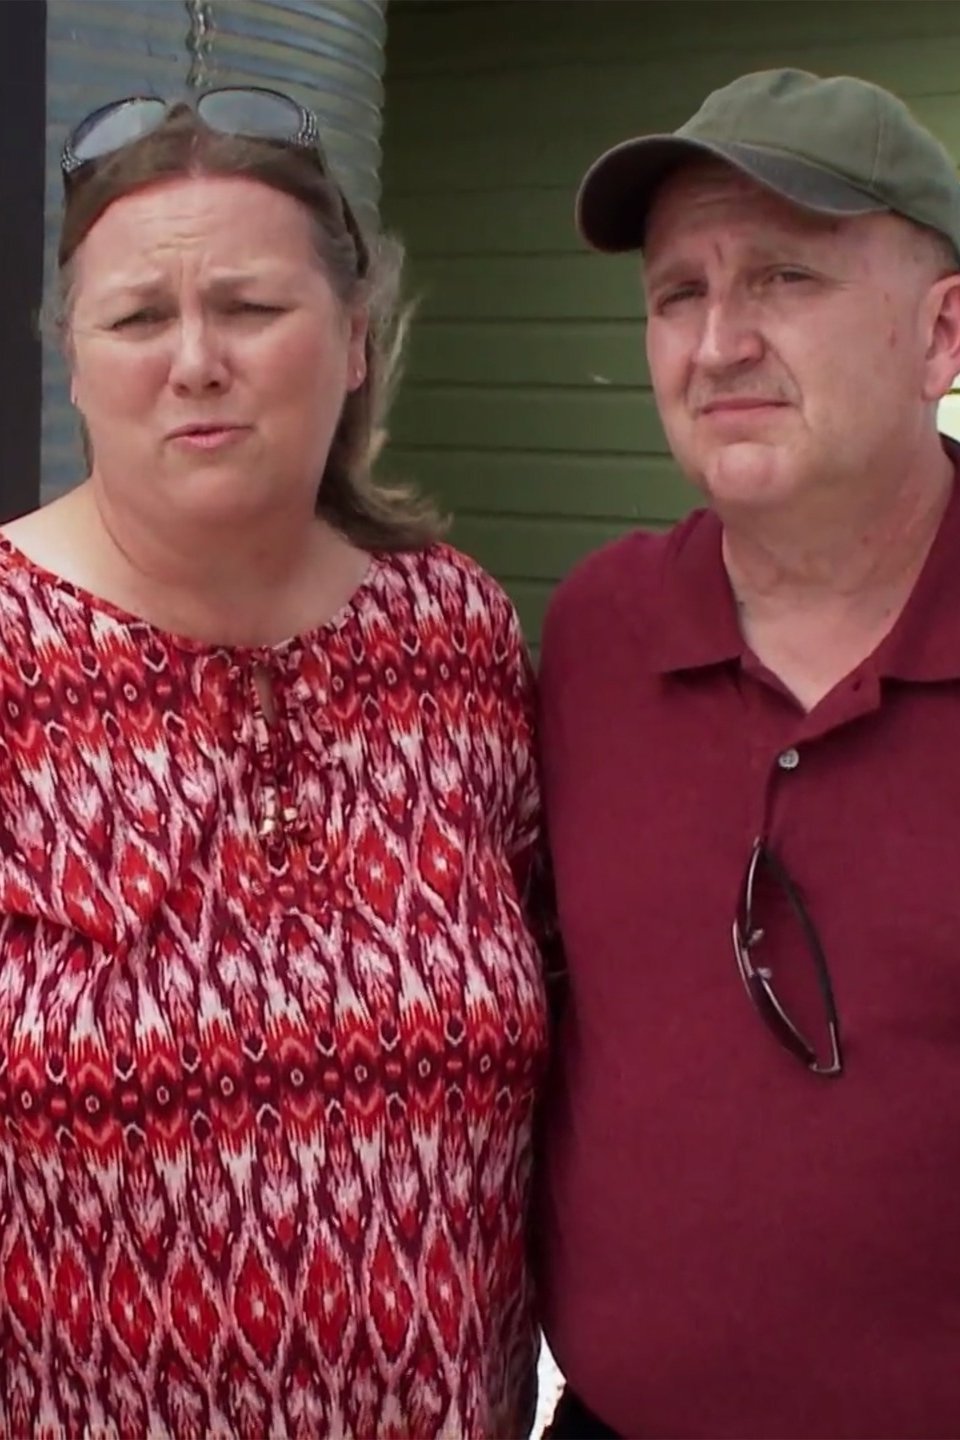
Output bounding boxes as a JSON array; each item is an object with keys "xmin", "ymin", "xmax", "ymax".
[
  {"xmin": 769, "ymin": 268, "xmax": 812, "ymax": 285},
  {"xmin": 656, "ymin": 285, "xmax": 700, "ymax": 312}
]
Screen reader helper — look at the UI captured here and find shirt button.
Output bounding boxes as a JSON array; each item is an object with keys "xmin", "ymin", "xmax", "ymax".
[{"xmin": 778, "ymin": 747, "xmax": 800, "ymax": 771}]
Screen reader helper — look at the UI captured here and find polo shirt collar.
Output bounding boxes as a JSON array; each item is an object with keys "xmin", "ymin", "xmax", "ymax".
[
  {"xmin": 649, "ymin": 440, "xmax": 960, "ymax": 683},
  {"xmin": 876, "ymin": 444, "xmax": 960, "ymax": 682},
  {"xmin": 648, "ymin": 507, "xmax": 744, "ymax": 674}
]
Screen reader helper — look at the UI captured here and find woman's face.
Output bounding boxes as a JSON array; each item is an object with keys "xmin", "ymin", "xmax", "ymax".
[{"xmin": 68, "ymin": 174, "xmax": 367, "ymax": 528}]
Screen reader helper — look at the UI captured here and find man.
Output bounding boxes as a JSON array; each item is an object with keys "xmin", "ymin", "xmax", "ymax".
[{"xmin": 537, "ymin": 69, "xmax": 960, "ymax": 1440}]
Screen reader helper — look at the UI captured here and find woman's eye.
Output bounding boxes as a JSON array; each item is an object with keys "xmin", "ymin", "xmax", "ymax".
[
  {"xmin": 226, "ymin": 301, "xmax": 282, "ymax": 316},
  {"xmin": 112, "ymin": 309, "xmax": 165, "ymax": 330}
]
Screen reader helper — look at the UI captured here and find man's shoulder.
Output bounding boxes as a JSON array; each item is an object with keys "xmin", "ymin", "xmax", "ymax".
[
  {"xmin": 543, "ymin": 511, "xmax": 706, "ymax": 650},
  {"xmin": 553, "ymin": 526, "xmax": 668, "ymax": 605}
]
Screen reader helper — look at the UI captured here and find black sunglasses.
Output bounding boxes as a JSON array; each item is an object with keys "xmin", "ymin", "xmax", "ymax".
[
  {"xmin": 732, "ymin": 839, "xmax": 844, "ymax": 1077},
  {"xmin": 61, "ymin": 86, "xmax": 322, "ymax": 178}
]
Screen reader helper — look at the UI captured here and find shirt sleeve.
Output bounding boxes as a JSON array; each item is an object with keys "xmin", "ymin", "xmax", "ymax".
[
  {"xmin": 495, "ymin": 596, "xmax": 566, "ymax": 1017},
  {"xmin": 497, "ymin": 600, "xmax": 540, "ymax": 882}
]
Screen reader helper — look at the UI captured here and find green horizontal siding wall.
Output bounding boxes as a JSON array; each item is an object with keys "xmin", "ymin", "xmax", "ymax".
[{"xmin": 380, "ymin": 0, "xmax": 960, "ymax": 644}]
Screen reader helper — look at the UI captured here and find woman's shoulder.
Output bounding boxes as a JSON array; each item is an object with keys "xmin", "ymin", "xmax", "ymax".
[
  {"xmin": 0, "ymin": 538, "xmax": 49, "ymax": 655},
  {"xmin": 377, "ymin": 542, "xmax": 521, "ymax": 639}
]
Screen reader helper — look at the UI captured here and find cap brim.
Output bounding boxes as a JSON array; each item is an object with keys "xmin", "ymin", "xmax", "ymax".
[{"xmin": 576, "ymin": 135, "xmax": 887, "ymax": 252}]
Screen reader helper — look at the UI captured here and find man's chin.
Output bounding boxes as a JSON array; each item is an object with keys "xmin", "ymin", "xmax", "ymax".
[{"xmin": 696, "ymin": 441, "xmax": 794, "ymax": 509}]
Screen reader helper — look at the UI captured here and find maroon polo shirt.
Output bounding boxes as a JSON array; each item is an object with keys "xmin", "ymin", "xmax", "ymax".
[{"xmin": 537, "ymin": 457, "xmax": 960, "ymax": 1440}]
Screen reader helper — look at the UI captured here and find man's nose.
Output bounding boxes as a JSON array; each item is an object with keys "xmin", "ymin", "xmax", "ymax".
[{"xmin": 693, "ymin": 294, "xmax": 765, "ymax": 373}]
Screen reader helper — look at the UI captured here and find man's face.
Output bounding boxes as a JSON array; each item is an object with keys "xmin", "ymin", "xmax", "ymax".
[{"xmin": 643, "ymin": 161, "xmax": 952, "ymax": 512}]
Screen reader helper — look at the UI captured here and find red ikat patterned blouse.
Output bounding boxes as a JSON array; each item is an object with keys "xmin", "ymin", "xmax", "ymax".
[{"xmin": 0, "ymin": 538, "xmax": 547, "ymax": 1440}]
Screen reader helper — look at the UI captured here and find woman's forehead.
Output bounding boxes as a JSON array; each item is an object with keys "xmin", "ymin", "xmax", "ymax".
[{"xmin": 77, "ymin": 174, "xmax": 318, "ymax": 269}]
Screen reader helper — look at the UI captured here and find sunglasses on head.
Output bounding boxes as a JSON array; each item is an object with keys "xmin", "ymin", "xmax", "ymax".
[
  {"xmin": 60, "ymin": 86, "xmax": 323, "ymax": 177},
  {"xmin": 60, "ymin": 86, "xmax": 369, "ymax": 274}
]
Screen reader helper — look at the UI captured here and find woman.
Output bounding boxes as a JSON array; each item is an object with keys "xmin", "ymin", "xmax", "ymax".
[{"xmin": 0, "ymin": 90, "xmax": 547, "ymax": 1440}]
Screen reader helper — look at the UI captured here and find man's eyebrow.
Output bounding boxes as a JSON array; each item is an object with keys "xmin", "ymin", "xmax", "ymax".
[
  {"xmin": 645, "ymin": 238, "xmax": 828, "ymax": 289},
  {"xmin": 643, "ymin": 259, "xmax": 699, "ymax": 292}
]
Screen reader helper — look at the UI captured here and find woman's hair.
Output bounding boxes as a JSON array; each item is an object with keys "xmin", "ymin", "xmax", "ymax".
[{"xmin": 56, "ymin": 105, "xmax": 443, "ymax": 551}]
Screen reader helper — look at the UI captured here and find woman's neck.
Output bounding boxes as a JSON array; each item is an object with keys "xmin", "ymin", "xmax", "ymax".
[{"xmin": 3, "ymin": 481, "xmax": 371, "ymax": 647}]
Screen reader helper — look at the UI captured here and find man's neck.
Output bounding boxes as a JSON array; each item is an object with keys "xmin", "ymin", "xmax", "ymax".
[
  {"xmin": 721, "ymin": 449, "xmax": 954, "ymax": 619},
  {"xmin": 717, "ymin": 448, "xmax": 955, "ymax": 711}
]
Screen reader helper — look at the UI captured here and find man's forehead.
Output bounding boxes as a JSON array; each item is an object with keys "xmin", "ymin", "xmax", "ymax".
[{"xmin": 645, "ymin": 159, "xmax": 844, "ymax": 254}]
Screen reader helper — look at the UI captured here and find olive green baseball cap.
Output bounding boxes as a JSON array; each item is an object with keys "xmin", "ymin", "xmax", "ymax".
[{"xmin": 576, "ymin": 68, "xmax": 960, "ymax": 258}]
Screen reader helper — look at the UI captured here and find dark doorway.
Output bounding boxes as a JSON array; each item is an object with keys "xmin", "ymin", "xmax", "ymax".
[{"xmin": 0, "ymin": 0, "xmax": 46, "ymax": 520}]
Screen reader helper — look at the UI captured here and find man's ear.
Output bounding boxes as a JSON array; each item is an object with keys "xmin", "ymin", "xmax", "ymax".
[{"xmin": 922, "ymin": 273, "xmax": 960, "ymax": 402}]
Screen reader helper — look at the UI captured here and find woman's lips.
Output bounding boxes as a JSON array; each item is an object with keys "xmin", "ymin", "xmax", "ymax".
[{"xmin": 167, "ymin": 425, "xmax": 251, "ymax": 450}]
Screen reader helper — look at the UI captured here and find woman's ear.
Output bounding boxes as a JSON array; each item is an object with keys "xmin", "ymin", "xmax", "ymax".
[{"xmin": 346, "ymin": 308, "xmax": 369, "ymax": 392}]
